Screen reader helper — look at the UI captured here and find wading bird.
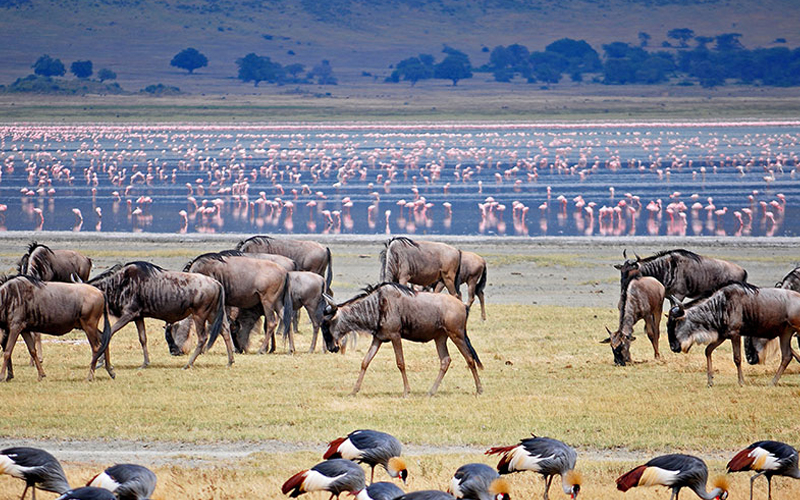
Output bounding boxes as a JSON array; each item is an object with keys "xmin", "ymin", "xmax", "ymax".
[
  {"xmin": 0, "ymin": 447, "xmax": 71, "ymax": 500},
  {"xmin": 88, "ymin": 463, "xmax": 157, "ymax": 500},
  {"xmin": 616, "ymin": 454, "xmax": 729, "ymax": 500},
  {"xmin": 449, "ymin": 463, "xmax": 511, "ymax": 500},
  {"xmin": 727, "ymin": 440, "xmax": 800, "ymax": 500},
  {"xmin": 324, "ymin": 430, "xmax": 408, "ymax": 485},
  {"xmin": 282, "ymin": 458, "xmax": 366, "ymax": 499},
  {"xmin": 56, "ymin": 487, "xmax": 116, "ymax": 500}
]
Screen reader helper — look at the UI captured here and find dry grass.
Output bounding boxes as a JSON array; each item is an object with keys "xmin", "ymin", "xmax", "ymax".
[{"xmin": 2, "ymin": 302, "xmax": 800, "ymax": 499}]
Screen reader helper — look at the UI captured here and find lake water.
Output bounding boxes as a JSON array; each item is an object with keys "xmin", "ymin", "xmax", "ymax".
[{"xmin": 1, "ymin": 121, "xmax": 798, "ymax": 237}]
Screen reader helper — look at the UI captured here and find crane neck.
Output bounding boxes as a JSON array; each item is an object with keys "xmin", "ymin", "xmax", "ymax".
[{"xmin": 691, "ymin": 486, "xmax": 726, "ymax": 500}]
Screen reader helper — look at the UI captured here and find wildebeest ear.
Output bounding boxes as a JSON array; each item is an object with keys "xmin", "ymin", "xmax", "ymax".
[
  {"xmin": 600, "ymin": 337, "xmax": 611, "ymax": 344},
  {"xmin": 613, "ymin": 263, "xmax": 623, "ymax": 270},
  {"xmin": 669, "ymin": 305, "xmax": 684, "ymax": 317}
]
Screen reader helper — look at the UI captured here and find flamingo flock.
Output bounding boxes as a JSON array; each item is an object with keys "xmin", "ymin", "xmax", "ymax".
[{"xmin": 0, "ymin": 122, "xmax": 797, "ymax": 236}]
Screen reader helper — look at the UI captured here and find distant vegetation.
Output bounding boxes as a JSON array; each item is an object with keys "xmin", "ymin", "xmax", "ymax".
[{"xmin": 170, "ymin": 47, "xmax": 208, "ymax": 74}]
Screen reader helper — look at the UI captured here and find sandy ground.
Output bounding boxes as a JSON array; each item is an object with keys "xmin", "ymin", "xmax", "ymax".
[{"xmin": 1, "ymin": 231, "xmax": 798, "ymax": 465}]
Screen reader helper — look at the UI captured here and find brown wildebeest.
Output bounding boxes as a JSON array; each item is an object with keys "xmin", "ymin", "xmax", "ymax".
[
  {"xmin": 320, "ymin": 282, "xmax": 483, "ymax": 396},
  {"xmin": 0, "ymin": 275, "xmax": 113, "ymax": 382},
  {"xmin": 17, "ymin": 241, "xmax": 93, "ymax": 363},
  {"xmin": 235, "ymin": 235, "xmax": 332, "ymax": 292},
  {"xmin": 177, "ymin": 250, "xmax": 293, "ymax": 353},
  {"xmin": 667, "ymin": 282, "xmax": 800, "ymax": 387},
  {"xmin": 380, "ymin": 237, "xmax": 462, "ymax": 298},
  {"xmin": 601, "ymin": 276, "xmax": 665, "ymax": 366},
  {"xmin": 89, "ymin": 261, "xmax": 232, "ymax": 369},
  {"xmin": 744, "ymin": 268, "xmax": 800, "ymax": 365},
  {"xmin": 615, "ymin": 249, "xmax": 747, "ymax": 304},
  {"xmin": 433, "ymin": 250, "xmax": 487, "ymax": 320}
]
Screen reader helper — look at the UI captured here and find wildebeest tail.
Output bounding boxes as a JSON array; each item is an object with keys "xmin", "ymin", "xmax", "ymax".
[
  {"xmin": 464, "ymin": 329, "xmax": 483, "ymax": 370},
  {"xmin": 325, "ymin": 247, "xmax": 333, "ymax": 293},
  {"xmin": 92, "ymin": 299, "xmax": 113, "ymax": 366},
  {"xmin": 206, "ymin": 282, "xmax": 227, "ymax": 350},
  {"xmin": 281, "ymin": 273, "xmax": 293, "ymax": 341},
  {"xmin": 454, "ymin": 250, "xmax": 462, "ymax": 291},
  {"xmin": 476, "ymin": 262, "xmax": 488, "ymax": 297},
  {"xmin": 379, "ymin": 245, "xmax": 388, "ymax": 281}
]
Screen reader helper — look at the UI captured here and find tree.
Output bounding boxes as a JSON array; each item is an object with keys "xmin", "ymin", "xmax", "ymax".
[
  {"xmin": 97, "ymin": 68, "xmax": 117, "ymax": 82},
  {"xmin": 284, "ymin": 63, "xmax": 305, "ymax": 80},
  {"xmin": 32, "ymin": 54, "xmax": 65, "ymax": 77},
  {"xmin": 667, "ymin": 28, "xmax": 695, "ymax": 48},
  {"xmin": 236, "ymin": 53, "xmax": 284, "ymax": 86},
  {"xmin": 70, "ymin": 60, "xmax": 92, "ymax": 79},
  {"xmin": 309, "ymin": 60, "xmax": 337, "ymax": 85},
  {"xmin": 434, "ymin": 53, "xmax": 472, "ymax": 86},
  {"xmin": 715, "ymin": 33, "xmax": 744, "ymax": 52},
  {"xmin": 695, "ymin": 36, "xmax": 714, "ymax": 50},
  {"xmin": 170, "ymin": 47, "xmax": 208, "ymax": 74},
  {"xmin": 638, "ymin": 32, "xmax": 651, "ymax": 48},
  {"xmin": 390, "ymin": 54, "xmax": 434, "ymax": 85}
]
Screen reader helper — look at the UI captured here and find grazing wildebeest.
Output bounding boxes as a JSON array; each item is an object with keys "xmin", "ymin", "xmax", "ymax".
[
  {"xmin": 320, "ymin": 282, "xmax": 483, "ymax": 396},
  {"xmin": 0, "ymin": 275, "xmax": 112, "ymax": 381},
  {"xmin": 615, "ymin": 249, "xmax": 747, "ymax": 304},
  {"xmin": 602, "ymin": 276, "xmax": 665, "ymax": 366},
  {"xmin": 176, "ymin": 250, "xmax": 293, "ymax": 353},
  {"xmin": 235, "ymin": 235, "xmax": 332, "ymax": 292},
  {"xmin": 667, "ymin": 282, "xmax": 800, "ymax": 387},
  {"xmin": 433, "ymin": 250, "xmax": 488, "ymax": 320},
  {"xmin": 89, "ymin": 261, "xmax": 232, "ymax": 369},
  {"xmin": 380, "ymin": 237, "xmax": 462, "ymax": 298}
]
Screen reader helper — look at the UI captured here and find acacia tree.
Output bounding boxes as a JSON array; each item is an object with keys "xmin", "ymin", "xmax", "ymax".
[
  {"xmin": 70, "ymin": 60, "xmax": 93, "ymax": 79},
  {"xmin": 170, "ymin": 47, "xmax": 208, "ymax": 74},
  {"xmin": 434, "ymin": 52, "xmax": 472, "ymax": 86},
  {"xmin": 32, "ymin": 54, "xmax": 65, "ymax": 77},
  {"xmin": 236, "ymin": 53, "xmax": 284, "ymax": 86},
  {"xmin": 97, "ymin": 68, "xmax": 117, "ymax": 82},
  {"xmin": 309, "ymin": 60, "xmax": 337, "ymax": 85}
]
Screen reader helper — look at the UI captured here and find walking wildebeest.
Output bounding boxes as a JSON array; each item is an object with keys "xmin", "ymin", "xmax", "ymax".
[
  {"xmin": 0, "ymin": 275, "xmax": 112, "ymax": 381},
  {"xmin": 602, "ymin": 276, "xmax": 665, "ymax": 366},
  {"xmin": 17, "ymin": 242, "xmax": 93, "ymax": 364},
  {"xmin": 236, "ymin": 235, "xmax": 332, "ymax": 292},
  {"xmin": 89, "ymin": 261, "xmax": 233, "ymax": 369},
  {"xmin": 320, "ymin": 282, "xmax": 483, "ymax": 396},
  {"xmin": 667, "ymin": 282, "xmax": 800, "ymax": 387},
  {"xmin": 380, "ymin": 237, "xmax": 462, "ymax": 298},
  {"xmin": 615, "ymin": 249, "xmax": 747, "ymax": 304},
  {"xmin": 744, "ymin": 267, "xmax": 800, "ymax": 365},
  {"xmin": 432, "ymin": 250, "xmax": 488, "ymax": 320},
  {"xmin": 176, "ymin": 250, "xmax": 293, "ymax": 353}
]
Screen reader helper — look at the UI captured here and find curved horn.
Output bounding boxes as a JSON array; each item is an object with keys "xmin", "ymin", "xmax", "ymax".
[
  {"xmin": 634, "ymin": 251, "xmax": 641, "ymax": 261},
  {"xmin": 322, "ymin": 293, "xmax": 337, "ymax": 315},
  {"xmin": 622, "ymin": 249, "xmax": 628, "ymax": 259},
  {"xmin": 600, "ymin": 326, "xmax": 612, "ymax": 343}
]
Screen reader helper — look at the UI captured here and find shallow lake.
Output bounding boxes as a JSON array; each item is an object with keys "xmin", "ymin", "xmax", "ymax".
[{"xmin": 1, "ymin": 121, "xmax": 798, "ymax": 237}]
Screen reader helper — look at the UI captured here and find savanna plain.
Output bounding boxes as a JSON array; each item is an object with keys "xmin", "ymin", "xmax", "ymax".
[{"xmin": 1, "ymin": 233, "xmax": 799, "ymax": 499}]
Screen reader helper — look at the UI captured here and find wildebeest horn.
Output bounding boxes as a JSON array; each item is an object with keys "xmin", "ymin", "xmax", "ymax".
[
  {"xmin": 600, "ymin": 326, "xmax": 612, "ymax": 344},
  {"xmin": 70, "ymin": 272, "xmax": 83, "ymax": 283},
  {"xmin": 322, "ymin": 293, "xmax": 337, "ymax": 315},
  {"xmin": 634, "ymin": 251, "xmax": 641, "ymax": 261},
  {"xmin": 622, "ymin": 249, "xmax": 628, "ymax": 259}
]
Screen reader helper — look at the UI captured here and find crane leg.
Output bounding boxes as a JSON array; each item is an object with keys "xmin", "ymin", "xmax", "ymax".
[
  {"xmin": 767, "ymin": 475, "xmax": 772, "ymax": 500},
  {"xmin": 750, "ymin": 471, "xmax": 766, "ymax": 500},
  {"xmin": 370, "ymin": 465, "xmax": 375, "ymax": 485},
  {"xmin": 20, "ymin": 484, "xmax": 29, "ymax": 500},
  {"xmin": 543, "ymin": 475, "xmax": 553, "ymax": 500}
]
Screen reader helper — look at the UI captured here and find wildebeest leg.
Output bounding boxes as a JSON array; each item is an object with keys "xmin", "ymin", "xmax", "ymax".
[
  {"xmin": 477, "ymin": 287, "xmax": 486, "ymax": 321},
  {"xmin": 770, "ymin": 333, "xmax": 794, "ymax": 385},
  {"xmin": 705, "ymin": 338, "xmax": 725, "ymax": 387},
  {"xmin": 81, "ymin": 314, "xmax": 113, "ymax": 381},
  {"xmin": 1, "ymin": 328, "xmax": 22, "ymax": 382},
  {"xmin": 442, "ymin": 274, "xmax": 461, "ymax": 300},
  {"xmin": 28, "ymin": 332, "xmax": 43, "ymax": 366},
  {"xmin": 351, "ymin": 336, "xmax": 382, "ymax": 396},
  {"xmin": 184, "ymin": 322, "xmax": 207, "ymax": 370},
  {"xmin": 448, "ymin": 332, "xmax": 483, "ymax": 394},
  {"xmin": 731, "ymin": 334, "xmax": 745, "ymax": 386},
  {"xmin": 307, "ymin": 304, "xmax": 319, "ymax": 353},
  {"xmin": 390, "ymin": 336, "xmax": 411, "ymax": 397},
  {"xmin": 645, "ymin": 313, "xmax": 660, "ymax": 359},
  {"xmin": 428, "ymin": 336, "xmax": 451, "ymax": 396},
  {"xmin": 258, "ymin": 309, "xmax": 276, "ymax": 354},
  {"xmin": 20, "ymin": 331, "xmax": 47, "ymax": 381},
  {"xmin": 134, "ymin": 318, "xmax": 150, "ymax": 369}
]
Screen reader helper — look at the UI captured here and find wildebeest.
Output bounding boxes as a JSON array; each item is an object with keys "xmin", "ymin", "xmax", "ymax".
[
  {"xmin": 176, "ymin": 250, "xmax": 293, "ymax": 353},
  {"xmin": 432, "ymin": 250, "xmax": 488, "ymax": 320},
  {"xmin": 89, "ymin": 261, "xmax": 233, "ymax": 369},
  {"xmin": 0, "ymin": 275, "xmax": 112, "ymax": 381},
  {"xmin": 380, "ymin": 237, "xmax": 462, "ymax": 298},
  {"xmin": 615, "ymin": 249, "xmax": 747, "ymax": 304},
  {"xmin": 602, "ymin": 276, "xmax": 665, "ymax": 366},
  {"xmin": 321, "ymin": 282, "xmax": 483, "ymax": 396},
  {"xmin": 667, "ymin": 282, "xmax": 800, "ymax": 387},
  {"xmin": 743, "ymin": 267, "xmax": 800, "ymax": 365},
  {"xmin": 235, "ymin": 235, "xmax": 332, "ymax": 292}
]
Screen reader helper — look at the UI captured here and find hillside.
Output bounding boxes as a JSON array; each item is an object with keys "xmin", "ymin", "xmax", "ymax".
[{"xmin": 1, "ymin": 0, "xmax": 799, "ymax": 98}]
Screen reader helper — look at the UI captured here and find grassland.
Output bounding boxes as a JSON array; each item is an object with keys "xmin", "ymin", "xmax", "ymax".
[{"xmin": 1, "ymin": 235, "xmax": 800, "ymax": 499}]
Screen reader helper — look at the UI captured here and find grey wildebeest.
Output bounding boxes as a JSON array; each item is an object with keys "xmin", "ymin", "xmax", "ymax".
[
  {"xmin": 89, "ymin": 261, "xmax": 232, "ymax": 369},
  {"xmin": 602, "ymin": 276, "xmax": 665, "ymax": 366},
  {"xmin": 615, "ymin": 249, "xmax": 747, "ymax": 303},
  {"xmin": 432, "ymin": 250, "xmax": 488, "ymax": 320},
  {"xmin": 320, "ymin": 282, "xmax": 483, "ymax": 396},
  {"xmin": 0, "ymin": 275, "xmax": 112, "ymax": 381},
  {"xmin": 380, "ymin": 237, "xmax": 462, "ymax": 298},
  {"xmin": 667, "ymin": 282, "xmax": 800, "ymax": 387},
  {"xmin": 235, "ymin": 235, "xmax": 332, "ymax": 292},
  {"xmin": 173, "ymin": 250, "xmax": 293, "ymax": 354}
]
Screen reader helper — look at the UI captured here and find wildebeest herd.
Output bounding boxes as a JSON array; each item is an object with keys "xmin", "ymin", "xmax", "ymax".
[{"xmin": 4, "ymin": 239, "xmax": 800, "ymax": 500}]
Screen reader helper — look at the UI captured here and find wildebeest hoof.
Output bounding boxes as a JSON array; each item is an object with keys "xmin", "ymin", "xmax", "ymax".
[{"xmin": 183, "ymin": 364, "xmax": 192, "ymax": 370}]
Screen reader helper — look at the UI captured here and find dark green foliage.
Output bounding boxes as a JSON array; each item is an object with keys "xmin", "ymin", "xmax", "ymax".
[
  {"xmin": 714, "ymin": 33, "xmax": 744, "ymax": 52},
  {"xmin": 97, "ymin": 68, "xmax": 117, "ymax": 82},
  {"xmin": 308, "ymin": 60, "xmax": 337, "ymax": 85},
  {"xmin": 70, "ymin": 60, "xmax": 93, "ymax": 79},
  {"xmin": 284, "ymin": 63, "xmax": 306, "ymax": 81},
  {"xmin": 236, "ymin": 53, "xmax": 284, "ymax": 86},
  {"xmin": 638, "ymin": 32, "xmax": 650, "ymax": 47},
  {"xmin": 667, "ymin": 28, "xmax": 695, "ymax": 48},
  {"xmin": 170, "ymin": 47, "xmax": 208, "ymax": 74},
  {"xmin": 434, "ymin": 52, "xmax": 472, "ymax": 86},
  {"xmin": 5, "ymin": 74, "xmax": 123, "ymax": 94},
  {"xmin": 388, "ymin": 54, "xmax": 434, "ymax": 85},
  {"xmin": 32, "ymin": 54, "xmax": 65, "ymax": 77},
  {"xmin": 141, "ymin": 83, "xmax": 181, "ymax": 95}
]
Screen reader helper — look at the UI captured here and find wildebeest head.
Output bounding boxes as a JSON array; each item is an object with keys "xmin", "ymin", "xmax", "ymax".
[
  {"xmin": 320, "ymin": 294, "xmax": 341, "ymax": 353},
  {"xmin": 614, "ymin": 250, "xmax": 642, "ymax": 279},
  {"xmin": 666, "ymin": 295, "xmax": 686, "ymax": 353},
  {"xmin": 601, "ymin": 326, "xmax": 634, "ymax": 366},
  {"xmin": 164, "ymin": 320, "xmax": 191, "ymax": 356},
  {"xmin": 666, "ymin": 295, "xmax": 718, "ymax": 354}
]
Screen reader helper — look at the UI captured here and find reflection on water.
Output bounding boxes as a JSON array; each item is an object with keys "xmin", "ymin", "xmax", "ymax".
[{"xmin": 0, "ymin": 121, "xmax": 798, "ymax": 237}]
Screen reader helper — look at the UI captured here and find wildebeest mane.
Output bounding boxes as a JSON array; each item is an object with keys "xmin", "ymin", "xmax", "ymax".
[
  {"xmin": 380, "ymin": 237, "xmax": 421, "ymax": 282},
  {"xmin": 0, "ymin": 274, "xmax": 45, "ymax": 288},
  {"xmin": 88, "ymin": 263, "xmax": 124, "ymax": 284},
  {"xmin": 338, "ymin": 282, "xmax": 416, "ymax": 307},
  {"xmin": 777, "ymin": 266, "xmax": 800, "ymax": 288},
  {"xmin": 18, "ymin": 241, "xmax": 55, "ymax": 276},
  {"xmin": 184, "ymin": 251, "xmax": 231, "ymax": 272},
  {"xmin": 682, "ymin": 280, "xmax": 759, "ymax": 308},
  {"xmin": 235, "ymin": 235, "xmax": 273, "ymax": 251}
]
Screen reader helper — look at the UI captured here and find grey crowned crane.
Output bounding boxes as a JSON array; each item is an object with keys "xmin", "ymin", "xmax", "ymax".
[
  {"xmin": 282, "ymin": 458, "xmax": 366, "ymax": 499},
  {"xmin": 727, "ymin": 440, "xmax": 800, "ymax": 500},
  {"xmin": 87, "ymin": 463, "xmax": 157, "ymax": 500},
  {"xmin": 324, "ymin": 430, "xmax": 408, "ymax": 485},
  {"xmin": 1, "ymin": 446, "xmax": 71, "ymax": 500},
  {"xmin": 485, "ymin": 436, "xmax": 581, "ymax": 499},
  {"xmin": 56, "ymin": 487, "xmax": 116, "ymax": 500},
  {"xmin": 355, "ymin": 481, "xmax": 405, "ymax": 500},
  {"xmin": 448, "ymin": 463, "xmax": 511, "ymax": 500},
  {"xmin": 616, "ymin": 454, "xmax": 729, "ymax": 500},
  {"xmin": 394, "ymin": 491, "xmax": 455, "ymax": 500}
]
